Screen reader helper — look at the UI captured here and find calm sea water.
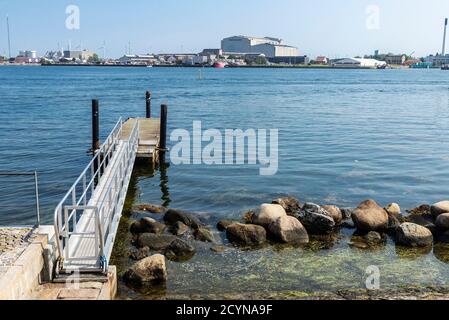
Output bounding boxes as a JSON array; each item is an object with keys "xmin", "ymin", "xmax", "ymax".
[{"xmin": 1, "ymin": 66, "xmax": 449, "ymax": 297}]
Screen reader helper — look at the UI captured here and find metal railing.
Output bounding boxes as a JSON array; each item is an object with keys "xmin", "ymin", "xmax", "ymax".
[
  {"xmin": 0, "ymin": 171, "xmax": 40, "ymax": 228},
  {"xmin": 54, "ymin": 118, "xmax": 139, "ymax": 273}
]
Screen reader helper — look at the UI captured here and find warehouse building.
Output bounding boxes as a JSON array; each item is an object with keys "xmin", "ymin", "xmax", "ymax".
[{"xmin": 221, "ymin": 36, "xmax": 299, "ymax": 57}]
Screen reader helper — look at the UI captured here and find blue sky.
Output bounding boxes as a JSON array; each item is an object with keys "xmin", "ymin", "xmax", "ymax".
[{"xmin": 0, "ymin": 0, "xmax": 449, "ymax": 58}]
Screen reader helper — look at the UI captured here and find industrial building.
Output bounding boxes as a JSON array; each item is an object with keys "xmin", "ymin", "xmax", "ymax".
[
  {"xmin": 385, "ymin": 54, "xmax": 406, "ymax": 65},
  {"xmin": 63, "ymin": 50, "xmax": 96, "ymax": 61},
  {"xmin": 221, "ymin": 35, "xmax": 299, "ymax": 58},
  {"xmin": 333, "ymin": 58, "xmax": 387, "ymax": 68},
  {"xmin": 15, "ymin": 50, "xmax": 39, "ymax": 63},
  {"xmin": 118, "ymin": 54, "xmax": 157, "ymax": 65}
]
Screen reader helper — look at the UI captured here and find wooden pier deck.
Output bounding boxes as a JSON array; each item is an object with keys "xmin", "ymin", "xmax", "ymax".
[{"xmin": 121, "ymin": 118, "xmax": 160, "ymax": 159}]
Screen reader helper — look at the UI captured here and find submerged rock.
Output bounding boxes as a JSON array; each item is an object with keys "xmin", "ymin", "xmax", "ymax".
[
  {"xmin": 268, "ymin": 216, "xmax": 309, "ymax": 244},
  {"xmin": 242, "ymin": 210, "xmax": 255, "ymax": 224},
  {"xmin": 226, "ymin": 223, "xmax": 266, "ymax": 246},
  {"xmin": 385, "ymin": 203, "xmax": 401, "ymax": 216},
  {"xmin": 272, "ymin": 197, "xmax": 301, "ymax": 216},
  {"xmin": 194, "ymin": 227, "xmax": 214, "ymax": 243},
  {"xmin": 351, "ymin": 200, "xmax": 388, "ymax": 232},
  {"xmin": 164, "ymin": 239, "xmax": 196, "ymax": 261},
  {"xmin": 436, "ymin": 213, "xmax": 449, "ymax": 230},
  {"xmin": 253, "ymin": 204, "xmax": 287, "ymax": 228},
  {"xmin": 364, "ymin": 231, "xmax": 382, "ymax": 242},
  {"xmin": 129, "ymin": 247, "xmax": 151, "ymax": 260},
  {"xmin": 217, "ymin": 220, "xmax": 237, "ymax": 232},
  {"xmin": 163, "ymin": 209, "xmax": 203, "ymax": 230},
  {"xmin": 124, "ymin": 254, "xmax": 167, "ymax": 286},
  {"xmin": 130, "ymin": 217, "xmax": 166, "ymax": 235},
  {"xmin": 395, "ymin": 223, "xmax": 433, "ymax": 248},
  {"xmin": 210, "ymin": 246, "xmax": 228, "ymax": 253},
  {"xmin": 137, "ymin": 233, "xmax": 177, "ymax": 250},
  {"xmin": 298, "ymin": 203, "xmax": 335, "ymax": 235},
  {"xmin": 321, "ymin": 205, "xmax": 343, "ymax": 225},
  {"xmin": 431, "ymin": 201, "xmax": 449, "ymax": 217},
  {"xmin": 132, "ymin": 204, "xmax": 166, "ymax": 214}
]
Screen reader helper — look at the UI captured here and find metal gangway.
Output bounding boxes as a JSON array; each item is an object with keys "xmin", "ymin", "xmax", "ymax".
[{"xmin": 53, "ymin": 119, "xmax": 139, "ymax": 275}]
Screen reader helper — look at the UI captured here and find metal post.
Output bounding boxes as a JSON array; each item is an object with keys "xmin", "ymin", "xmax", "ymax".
[
  {"xmin": 92, "ymin": 99, "xmax": 100, "ymax": 152},
  {"xmin": 160, "ymin": 104, "xmax": 168, "ymax": 151},
  {"xmin": 146, "ymin": 91, "xmax": 152, "ymax": 118},
  {"xmin": 34, "ymin": 171, "xmax": 41, "ymax": 228}
]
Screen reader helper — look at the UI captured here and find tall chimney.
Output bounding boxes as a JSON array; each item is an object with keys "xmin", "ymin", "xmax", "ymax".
[{"xmin": 443, "ymin": 18, "xmax": 448, "ymax": 56}]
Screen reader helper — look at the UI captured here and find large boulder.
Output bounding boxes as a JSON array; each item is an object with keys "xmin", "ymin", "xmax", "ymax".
[
  {"xmin": 123, "ymin": 254, "xmax": 167, "ymax": 285},
  {"xmin": 321, "ymin": 205, "xmax": 343, "ymax": 225},
  {"xmin": 431, "ymin": 201, "xmax": 449, "ymax": 217},
  {"xmin": 268, "ymin": 216, "xmax": 309, "ymax": 244},
  {"xmin": 272, "ymin": 197, "xmax": 301, "ymax": 215},
  {"xmin": 130, "ymin": 217, "xmax": 166, "ymax": 234},
  {"xmin": 385, "ymin": 203, "xmax": 401, "ymax": 216},
  {"xmin": 407, "ymin": 204, "xmax": 431, "ymax": 216},
  {"xmin": 132, "ymin": 204, "xmax": 166, "ymax": 214},
  {"xmin": 436, "ymin": 213, "xmax": 449, "ymax": 230},
  {"xmin": 252, "ymin": 204, "xmax": 287, "ymax": 228},
  {"xmin": 438, "ymin": 230, "xmax": 449, "ymax": 243},
  {"xmin": 395, "ymin": 223, "xmax": 433, "ymax": 248},
  {"xmin": 136, "ymin": 233, "xmax": 177, "ymax": 250},
  {"xmin": 164, "ymin": 239, "xmax": 196, "ymax": 261},
  {"xmin": 406, "ymin": 214, "xmax": 438, "ymax": 236},
  {"xmin": 351, "ymin": 200, "xmax": 388, "ymax": 232},
  {"xmin": 163, "ymin": 209, "xmax": 203, "ymax": 230},
  {"xmin": 194, "ymin": 227, "xmax": 214, "ymax": 242},
  {"xmin": 171, "ymin": 221, "xmax": 189, "ymax": 236},
  {"xmin": 217, "ymin": 220, "xmax": 238, "ymax": 232},
  {"xmin": 298, "ymin": 203, "xmax": 335, "ymax": 235},
  {"xmin": 226, "ymin": 223, "xmax": 266, "ymax": 246}
]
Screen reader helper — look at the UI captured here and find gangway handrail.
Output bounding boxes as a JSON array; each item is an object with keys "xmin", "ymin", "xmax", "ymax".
[{"xmin": 53, "ymin": 117, "xmax": 139, "ymax": 273}]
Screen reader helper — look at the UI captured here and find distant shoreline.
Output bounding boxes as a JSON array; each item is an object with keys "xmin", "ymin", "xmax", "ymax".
[{"xmin": 0, "ymin": 63, "xmax": 415, "ymax": 70}]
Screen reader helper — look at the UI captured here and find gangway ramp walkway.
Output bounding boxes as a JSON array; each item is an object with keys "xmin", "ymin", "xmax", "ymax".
[{"xmin": 53, "ymin": 116, "xmax": 163, "ymax": 276}]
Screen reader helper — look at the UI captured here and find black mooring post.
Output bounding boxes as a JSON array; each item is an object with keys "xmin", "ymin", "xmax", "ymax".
[
  {"xmin": 92, "ymin": 99, "xmax": 100, "ymax": 152},
  {"xmin": 146, "ymin": 91, "xmax": 152, "ymax": 118},
  {"xmin": 159, "ymin": 104, "xmax": 168, "ymax": 161}
]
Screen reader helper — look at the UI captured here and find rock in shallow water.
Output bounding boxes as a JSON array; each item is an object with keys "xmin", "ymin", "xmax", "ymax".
[
  {"xmin": 164, "ymin": 239, "xmax": 196, "ymax": 261},
  {"xmin": 351, "ymin": 200, "xmax": 388, "ymax": 232},
  {"xmin": 194, "ymin": 227, "xmax": 214, "ymax": 242},
  {"xmin": 406, "ymin": 214, "xmax": 438, "ymax": 236},
  {"xmin": 226, "ymin": 223, "xmax": 266, "ymax": 246},
  {"xmin": 137, "ymin": 233, "xmax": 177, "ymax": 250},
  {"xmin": 124, "ymin": 254, "xmax": 167, "ymax": 285},
  {"xmin": 132, "ymin": 204, "xmax": 166, "ymax": 214},
  {"xmin": 272, "ymin": 197, "xmax": 301, "ymax": 215},
  {"xmin": 321, "ymin": 205, "xmax": 343, "ymax": 225},
  {"xmin": 268, "ymin": 216, "xmax": 309, "ymax": 244},
  {"xmin": 163, "ymin": 209, "xmax": 204, "ymax": 230},
  {"xmin": 298, "ymin": 203, "xmax": 335, "ymax": 235},
  {"xmin": 130, "ymin": 217, "xmax": 166, "ymax": 234},
  {"xmin": 395, "ymin": 223, "xmax": 433, "ymax": 248},
  {"xmin": 253, "ymin": 204, "xmax": 287, "ymax": 228},
  {"xmin": 436, "ymin": 213, "xmax": 449, "ymax": 230},
  {"xmin": 431, "ymin": 201, "xmax": 449, "ymax": 217},
  {"xmin": 385, "ymin": 203, "xmax": 401, "ymax": 216},
  {"xmin": 129, "ymin": 247, "xmax": 151, "ymax": 260},
  {"xmin": 172, "ymin": 221, "xmax": 189, "ymax": 236},
  {"xmin": 217, "ymin": 220, "xmax": 237, "ymax": 232}
]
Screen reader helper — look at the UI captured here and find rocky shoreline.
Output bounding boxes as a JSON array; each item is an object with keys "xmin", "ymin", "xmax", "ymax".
[{"xmin": 119, "ymin": 197, "xmax": 449, "ymax": 298}]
